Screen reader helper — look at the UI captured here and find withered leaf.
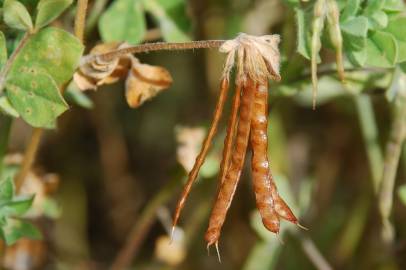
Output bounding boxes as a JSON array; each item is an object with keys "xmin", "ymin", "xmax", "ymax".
[
  {"xmin": 125, "ymin": 57, "xmax": 172, "ymax": 108},
  {"xmin": 74, "ymin": 42, "xmax": 173, "ymax": 109}
]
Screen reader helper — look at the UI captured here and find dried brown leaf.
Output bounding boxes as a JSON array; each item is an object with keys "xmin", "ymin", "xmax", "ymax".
[{"xmin": 125, "ymin": 57, "xmax": 173, "ymax": 108}]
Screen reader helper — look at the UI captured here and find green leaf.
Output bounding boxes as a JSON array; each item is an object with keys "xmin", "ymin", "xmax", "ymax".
[
  {"xmin": 383, "ymin": 0, "xmax": 405, "ymax": 12},
  {"xmin": 0, "ymin": 96, "xmax": 19, "ymax": 118},
  {"xmin": 0, "ymin": 195, "xmax": 34, "ymax": 216},
  {"xmin": 0, "ymin": 178, "xmax": 14, "ymax": 204},
  {"xmin": 99, "ymin": 0, "xmax": 146, "ymax": 44},
  {"xmin": 295, "ymin": 7, "xmax": 312, "ymax": 60},
  {"xmin": 64, "ymin": 83, "xmax": 94, "ymax": 109},
  {"xmin": 341, "ymin": 16, "xmax": 368, "ymax": 52},
  {"xmin": 367, "ymin": 11, "xmax": 388, "ymax": 30},
  {"xmin": 3, "ymin": 0, "xmax": 33, "ymax": 31},
  {"xmin": 341, "ymin": 0, "xmax": 361, "ymax": 21},
  {"xmin": 35, "ymin": 0, "xmax": 73, "ymax": 29},
  {"xmin": 398, "ymin": 184, "xmax": 406, "ymax": 206},
  {"xmin": 341, "ymin": 16, "xmax": 369, "ymax": 38},
  {"xmin": 6, "ymin": 71, "xmax": 68, "ymax": 127},
  {"xmin": 385, "ymin": 17, "xmax": 406, "ymax": 62},
  {"xmin": 347, "ymin": 48, "xmax": 367, "ymax": 66},
  {"xmin": 8, "ymin": 27, "xmax": 84, "ymax": 85},
  {"xmin": 144, "ymin": 0, "xmax": 190, "ymax": 42},
  {"xmin": 3, "ymin": 219, "xmax": 41, "ymax": 245},
  {"xmin": 365, "ymin": 31, "xmax": 398, "ymax": 68},
  {"xmin": 364, "ymin": 0, "xmax": 385, "ymax": 14},
  {"xmin": 0, "ymin": 31, "xmax": 7, "ymax": 69}
]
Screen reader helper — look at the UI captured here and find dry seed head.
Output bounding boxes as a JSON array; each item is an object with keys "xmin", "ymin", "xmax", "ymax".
[{"xmin": 219, "ymin": 33, "xmax": 281, "ymax": 84}]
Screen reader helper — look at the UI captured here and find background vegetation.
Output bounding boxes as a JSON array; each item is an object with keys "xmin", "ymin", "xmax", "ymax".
[{"xmin": 0, "ymin": 0, "xmax": 405, "ymax": 269}]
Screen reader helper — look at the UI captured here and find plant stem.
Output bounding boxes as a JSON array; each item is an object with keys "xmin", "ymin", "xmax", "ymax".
[
  {"xmin": 0, "ymin": 115, "xmax": 12, "ymax": 176},
  {"xmin": 378, "ymin": 74, "xmax": 406, "ymax": 244},
  {"xmin": 85, "ymin": 0, "xmax": 108, "ymax": 35},
  {"xmin": 110, "ymin": 176, "xmax": 180, "ymax": 270},
  {"xmin": 355, "ymin": 95, "xmax": 384, "ymax": 193},
  {"xmin": 14, "ymin": 0, "xmax": 90, "ymax": 191},
  {"xmin": 14, "ymin": 128, "xmax": 43, "ymax": 191},
  {"xmin": 81, "ymin": 40, "xmax": 225, "ymax": 64},
  {"xmin": 0, "ymin": 32, "xmax": 31, "ymax": 96},
  {"xmin": 74, "ymin": 0, "xmax": 89, "ymax": 43},
  {"xmin": 301, "ymin": 237, "xmax": 333, "ymax": 270}
]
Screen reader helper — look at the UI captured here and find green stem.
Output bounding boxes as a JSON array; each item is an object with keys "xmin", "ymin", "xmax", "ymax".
[
  {"xmin": 378, "ymin": 74, "xmax": 406, "ymax": 244},
  {"xmin": 0, "ymin": 115, "xmax": 12, "ymax": 176},
  {"xmin": 85, "ymin": 0, "xmax": 108, "ymax": 35},
  {"xmin": 355, "ymin": 95, "xmax": 384, "ymax": 193}
]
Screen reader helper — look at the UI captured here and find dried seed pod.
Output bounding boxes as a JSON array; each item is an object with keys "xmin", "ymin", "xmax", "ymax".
[
  {"xmin": 205, "ymin": 78, "xmax": 255, "ymax": 246},
  {"xmin": 218, "ymin": 82, "xmax": 242, "ymax": 185},
  {"xmin": 250, "ymin": 81, "xmax": 280, "ymax": 233},
  {"xmin": 172, "ymin": 79, "xmax": 230, "ymax": 231}
]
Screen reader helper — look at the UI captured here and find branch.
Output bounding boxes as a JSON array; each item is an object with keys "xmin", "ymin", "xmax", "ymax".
[
  {"xmin": 81, "ymin": 40, "xmax": 225, "ymax": 65},
  {"xmin": 74, "ymin": 0, "xmax": 89, "ymax": 43}
]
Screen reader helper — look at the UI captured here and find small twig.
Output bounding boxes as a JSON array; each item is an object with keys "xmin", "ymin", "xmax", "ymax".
[
  {"xmin": 74, "ymin": 0, "xmax": 89, "ymax": 43},
  {"xmin": 81, "ymin": 40, "xmax": 225, "ymax": 65},
  {"xmin": 0, "ymin": 32, "xmax": 31, "ymax": 96},
  {"xmin": 14, "ymin": 128, "xmax": 43, "ymax": 191},
  {"xmin": 110, "ymin": 177, "xmax": 179, "ymax": 270},
  {"xmin": 301, "ymin": 237, "xmax": 333, "ymax": 270}
]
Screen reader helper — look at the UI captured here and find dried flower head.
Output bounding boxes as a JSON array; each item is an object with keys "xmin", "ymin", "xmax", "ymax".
[{"xmin": 220, "ymin": 33, "xmax": 281, "ymax": 83}]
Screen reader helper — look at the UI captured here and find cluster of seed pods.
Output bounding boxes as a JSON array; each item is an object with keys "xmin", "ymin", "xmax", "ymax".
[{"xmin": 172, "ymin": 33, "xmax": 303, "ymax": 258}]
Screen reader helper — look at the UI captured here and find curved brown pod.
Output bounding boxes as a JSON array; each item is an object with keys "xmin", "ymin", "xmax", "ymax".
[
  {"xmin": 250, "ymin": 81, "xmax": 280, "ymax": 233},
  {"xmin": 173, "ymin": 79, "xmax": 230, "ymax": 230},
  {"xmin": 218, "ymin": 83, "xmax": 242, "ymax": 186},
  {"xmin": 204, "ymin": 79, "xmax": 256, "ymax": 246}
]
